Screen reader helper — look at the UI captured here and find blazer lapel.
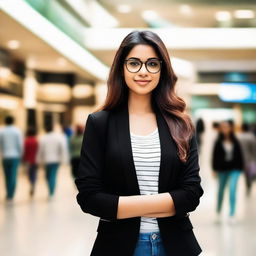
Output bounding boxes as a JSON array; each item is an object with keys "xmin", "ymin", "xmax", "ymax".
[
  {"xmin": 156, "ymin": 109, "xmax": 178, "ymax": 193},
  {"xmin": 115, "ymin": 104, "xmax": 140, "ymax": 195}
]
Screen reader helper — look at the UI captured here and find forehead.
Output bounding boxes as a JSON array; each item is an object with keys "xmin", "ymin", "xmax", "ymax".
[{"xmin": 126, "ymin": 44, "xmax": 158, "ymax": 60}]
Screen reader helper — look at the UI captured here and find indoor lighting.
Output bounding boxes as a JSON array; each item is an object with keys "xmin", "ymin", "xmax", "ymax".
[
  {"xmin": 1, "ymin": 0, "xmax": 109, "ymax": 80},
  {"xmin": 117, "ymin": 4, "xmax": 131, "ymax": 13},
  {"xmin": 72, "ymin": 84, "xmax": 94, "ymax": 98},
  {"xmin": 0, "ymin": 67, "xmax": 11, "ymax": 78},
  {"xmin": 7, "ymin": 40, "xmax": 20, "ymax": 49},
  {"xmin": 57, "ymin": 58, "xmax": 67, "ymax": 66},
  {"xmin": 142, "ymin": 10, "xmax": 158, "ymax": 21},
  {"xmin": 215, "ymin": 11, "xmax": 231, "ymax": 22},
  {"xmin": 234, "ymin": 10, "xmax": 255, "ymax": 19},
  {"xmin": 179, "ymin": 5, "xmax": 193, "ymax": 16},
  {"xmin": 38, "ymin": 83, "xmax": 72, "ymax": 102}
]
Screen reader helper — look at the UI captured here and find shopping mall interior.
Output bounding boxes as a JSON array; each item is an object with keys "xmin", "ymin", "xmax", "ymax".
[{"xmin": 0, "ymin": 0, "xmax": 256, "ymax": 255}]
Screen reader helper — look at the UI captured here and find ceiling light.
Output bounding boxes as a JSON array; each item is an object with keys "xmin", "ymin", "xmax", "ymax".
[
  {"xmin": 117, "ymin": 4, "xmax": 131, "ymax": 13},
  {"xmin": 142, "ymin": 10, "xmax": 158, "ymax": 21},
  {"xmin": 215, "ymin": 11, "xmax": 231, "ymax": 22},
  {"xmin": 57, "ymin": 58, "xmax": 67, "ymax": 66},
  {"xmin": 38, "ymin": 83, "xmax": 71, "ymax": 102},
  {"xmin": 72, "ymin": 84, "xmax": 94, "ymax": 98},
  {"xmin": 179, "ymin": 5, "xmax": 193, "ymax": 15},
  {"xmin": 7, "ymin": 40, "xmax": 20, "ymax": 49},
  {"xmin": 234, "ymin": 10, "xmax": 255, "ymax": 19}
]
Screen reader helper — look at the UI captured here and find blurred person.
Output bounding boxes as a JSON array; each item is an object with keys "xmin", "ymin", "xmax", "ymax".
[
  {"xmin": 63, "ymin": 123, "xmax": 73, "ymax": 150},
  {"xmin": 75, "ymin": 31, "xmax": 203, "ymax": 256},
  {"xmin": 36, "ymin": 122, "xmax": 69, "ymax": 198},
  {"xmin": 23, "ymin": 126, "xmax": 38, "ymax": 197},
  {"xmin": 212, "ymin": 120, "xmax": 244, "ymax": 222},
  {"xmin": 210, "ymin": 122, "xmax": 220, "ymax": 153},
  {"xmin": 251, "ymin": 123, "xmax": 256, "ymax": 137},
  {"xmin": 195, "ymin": 118, "xmax": 205, "ymax": 153},
  {"xmin": 237, "ymin": 123, "xmax": 256, "ymax": 196},
  {"xmin": 70, "ymin": 125, "xmax": 84, "ymax": 179},
  {"xmin": 0, "ymin": 116, "xmax": 23, "ymax": 201}
]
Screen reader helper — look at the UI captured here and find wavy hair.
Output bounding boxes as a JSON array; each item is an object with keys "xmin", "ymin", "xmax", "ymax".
[{"xmin": 97, "ymin": 30, "xmax": 195, "ymax": 162}]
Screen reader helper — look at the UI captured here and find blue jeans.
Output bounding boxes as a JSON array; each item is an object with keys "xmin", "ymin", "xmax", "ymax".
[
  {"xmin": 133, "ymin": 232, "xmax": 167, "ymax": 256},
  {"xmin": 217, "ymin": 170, "xmax": 241, "ymax": 216},
  {"xmin": 2, "ymin": 158, "xmax": 20, "ymax": 199},
  {"xmin": 28, "ymin": 163, "xmax": 38, "ymax": 186},
  {"xmin": 45, "ymin": 163, "xmax": 59, "ymax": 196}
]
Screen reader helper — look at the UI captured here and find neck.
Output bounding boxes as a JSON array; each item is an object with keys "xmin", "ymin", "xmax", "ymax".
[{"xmin": 128, "ymin": 92, "xmax": 153, "ymax": 115}]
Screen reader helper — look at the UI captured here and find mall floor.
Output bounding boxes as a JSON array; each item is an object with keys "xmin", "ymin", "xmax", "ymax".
[{"xmin": 1, "ymin": 134, "xmax": 256, "ymax": 256}]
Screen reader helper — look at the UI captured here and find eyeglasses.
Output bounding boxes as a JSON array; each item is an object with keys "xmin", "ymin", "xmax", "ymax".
[{"xmin": 124, "ymin": 58, "xmax": 162, "ymax": 74}]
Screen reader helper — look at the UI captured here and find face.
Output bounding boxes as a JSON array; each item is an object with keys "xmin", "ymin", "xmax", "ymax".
[
  {"xmin": 219, "ymin": 121, "xmax": 232, "ymax": 135},
  {"xmin": 123, "ymin": 44, "xmax": 161, "ymax": 96}
]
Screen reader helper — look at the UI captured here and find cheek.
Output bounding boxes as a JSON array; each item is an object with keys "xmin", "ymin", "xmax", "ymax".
[
  {"xmin": 124, "ymin": 69, "xmax": 133, "ymax": 86},
  {"xmin": 152, "ymin": 73, "xmax": 160, "ymax": 87}
]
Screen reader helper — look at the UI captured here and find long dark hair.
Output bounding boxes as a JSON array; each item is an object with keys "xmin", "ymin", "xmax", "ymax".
[{"xmin": 97, "ymin": 30, "xmax": 194, "ymax": 162}]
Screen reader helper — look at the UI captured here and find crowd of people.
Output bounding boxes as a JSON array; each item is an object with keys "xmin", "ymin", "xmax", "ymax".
[
  {"xmin": 1, "ymin": 114, "xmax": 256, "ymax": 217},
  {"xmin": 0, "ymin": 115, "xmax": 84, "ymax": 202}
]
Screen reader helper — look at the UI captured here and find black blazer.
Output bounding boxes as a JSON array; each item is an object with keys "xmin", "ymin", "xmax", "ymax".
[
  {"xmin": 75, "ymin": 104, "xmax": 203, "ymax": 256},
  {"xmin": 212, "ymin": 137, "xmax": 244, "ymax": 172}
]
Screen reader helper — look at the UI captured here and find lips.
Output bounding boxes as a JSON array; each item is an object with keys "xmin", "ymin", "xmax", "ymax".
[{"xmin": 134, "ymin": 80, "xmax": 151, "ymax": 85}]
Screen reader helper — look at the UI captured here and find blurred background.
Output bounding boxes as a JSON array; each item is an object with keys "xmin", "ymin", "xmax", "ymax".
[{"xmin": 0, "ymin": 0, "xmax": 256, "ymax": 255}]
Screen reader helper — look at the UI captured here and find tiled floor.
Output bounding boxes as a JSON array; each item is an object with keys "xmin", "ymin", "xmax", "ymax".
[{"xmin": 1, "ymin": 144, "xmax": 256, "ymax": 256}]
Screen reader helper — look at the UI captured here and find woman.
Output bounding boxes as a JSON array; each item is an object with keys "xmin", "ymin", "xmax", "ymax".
[
  {"xmin": 23, "ymin": 126, "xmax": 38, "ymax": 197},
  {"xmin": 36, "ymin": 122, "xmax": 69, "ymax": 198},
  {"xmin": 212, "ymin": 120, "xmax": 244, "ymax": 221},
  {"xmin": 75, "ymin": 31, "xmax": 203, "ymax": 256}
]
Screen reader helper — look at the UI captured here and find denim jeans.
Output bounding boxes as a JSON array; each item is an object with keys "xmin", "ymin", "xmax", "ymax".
[
  {"xmin": 45, "ymin": 163, "xmax": 59, "ymax": 196},
  {"xmin": 28, "ymin": 164, "xmax": 38, "ymax": 186},
  {"xmin": 2, "ymin": 158, "xmax": 20, "ymax": 199},
  {"xmin": 217, "ymin": 169, "xmax": 241, "ymax": 216},
  {"xmin": 133, "ymin": 232, "xmax": 167, "ymax": 256}
]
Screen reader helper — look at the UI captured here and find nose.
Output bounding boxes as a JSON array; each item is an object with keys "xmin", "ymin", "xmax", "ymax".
[{"xmin": 138, "ymin": 63, "xmax": 148, "ymax": 75}]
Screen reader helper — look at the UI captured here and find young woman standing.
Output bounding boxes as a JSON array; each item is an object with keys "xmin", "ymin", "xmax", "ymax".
[
  {"xmin": 212, "ymin": 120, "xmax": 244, "ymax": 222},
  {"xmin": 75, "ymin": 31, "xmax": 203, "ymax": 256}
]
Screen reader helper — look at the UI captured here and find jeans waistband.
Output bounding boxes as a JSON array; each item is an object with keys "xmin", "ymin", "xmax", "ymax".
[{"xmin": 138, "ymin": 232, "xmax": 162, "ymax": 241}]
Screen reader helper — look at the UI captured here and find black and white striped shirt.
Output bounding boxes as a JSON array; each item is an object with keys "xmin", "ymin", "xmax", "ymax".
[{"xmin": 130, "ymin": 128, "xmax": 161, "ymax": 233}]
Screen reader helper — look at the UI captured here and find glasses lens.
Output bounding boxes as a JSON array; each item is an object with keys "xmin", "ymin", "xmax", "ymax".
[
  {"xmin": 126, "ymin": 59, "xmax": 141, "ymax": 73},
  {"xmin": 146, "ymin": 60, "xmax": 161, "ymax": 73}
]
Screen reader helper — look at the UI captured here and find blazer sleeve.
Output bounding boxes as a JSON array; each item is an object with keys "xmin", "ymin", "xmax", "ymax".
[
  {"xmin": 169, "ymin": 135, "xmax": 204, "ymax": 216},
  {"xmin": 75, "ymin": 114, "xmax": 119, "ymax": 221}
]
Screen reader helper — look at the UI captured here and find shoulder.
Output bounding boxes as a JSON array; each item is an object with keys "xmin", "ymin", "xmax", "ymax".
[
  {"xmin": 89, "ymin": 110, "xmax": 111, "ymax": 127},
  {"xmin": 90, "ymin": 110, "xmax": 110, "ymax": 119}
]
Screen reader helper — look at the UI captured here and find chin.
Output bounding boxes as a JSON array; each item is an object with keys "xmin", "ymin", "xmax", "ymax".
[{"xmin": 130, "ymin": 88, "xmax": 153, "ymax": 96}]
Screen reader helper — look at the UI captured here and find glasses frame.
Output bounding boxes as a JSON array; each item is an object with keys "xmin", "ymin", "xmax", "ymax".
[{"xmin": 124, "ymin": 58, "xmax": 162, "ymax": 74}]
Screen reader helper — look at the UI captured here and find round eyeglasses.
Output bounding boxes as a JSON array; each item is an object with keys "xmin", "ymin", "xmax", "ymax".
[{"xmin": 124, "ymin": 58, "xmax": 162, "ymax": 74}]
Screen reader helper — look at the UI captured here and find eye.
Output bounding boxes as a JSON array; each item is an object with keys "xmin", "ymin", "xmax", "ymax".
[
  {"xmin": 128, "ymin": 60, "xmax": 140, "ymax": 66},
  {"xmin": 147, "ymin": 61, "xmax": 159, "ymax": 67}
]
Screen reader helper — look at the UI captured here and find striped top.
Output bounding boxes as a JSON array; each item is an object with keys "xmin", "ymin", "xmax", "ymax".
[{"xmin": 130, "ymin": 128, "xmax": 161, "ymax": 233}]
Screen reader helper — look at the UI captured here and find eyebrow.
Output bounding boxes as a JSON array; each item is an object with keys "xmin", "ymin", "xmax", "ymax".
[{"xmin": 127, "ymin": 57, "xmax": 160, "ymax": 61}]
